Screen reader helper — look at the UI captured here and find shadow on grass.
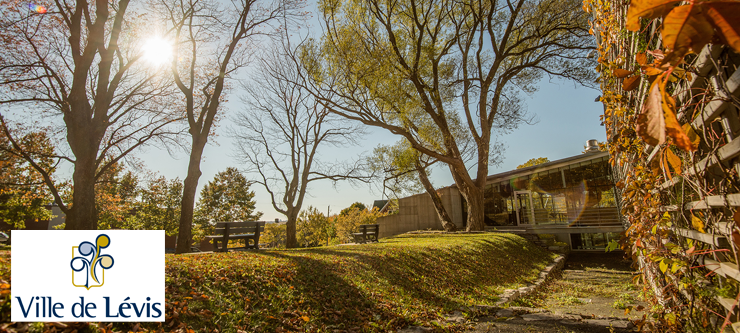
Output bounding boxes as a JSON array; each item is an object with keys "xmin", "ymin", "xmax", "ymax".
[
  {"xmin": 254, "ymin": 250, "xmax": 411, "ymax": 332},
  {"xmin": 158, "ymin": 232, "xmax": 555, "ymax": 332}
]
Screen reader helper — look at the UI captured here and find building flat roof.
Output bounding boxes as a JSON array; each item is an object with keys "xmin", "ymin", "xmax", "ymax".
[
  {"xmin": 485, "ymin": 151, "xmax": 610, "ymax": 184},
  {"xmin": 434, "ymin": 151, "xmax": 610, "ymax": 191}
]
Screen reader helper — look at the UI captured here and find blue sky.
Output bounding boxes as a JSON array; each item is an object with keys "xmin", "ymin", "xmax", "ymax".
[
  {"xmin": 134, "ymin": 1, "xmax": 605, "ymax": 221},
  {"xmin": 136, "ymin": 77, "xmax": 605, "ymax": 221}
]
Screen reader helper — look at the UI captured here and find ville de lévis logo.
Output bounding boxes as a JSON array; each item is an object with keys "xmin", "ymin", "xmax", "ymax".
[{"xmin": 70, "ymin": 234, "xmax": 114, "ymax": 289}]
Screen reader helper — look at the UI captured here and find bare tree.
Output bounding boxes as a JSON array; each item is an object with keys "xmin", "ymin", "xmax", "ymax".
[
  {"xmin": 156, "ymin": 0, "xmax": 303, "ymax": 253},
  {"xmin": 232, "ymin": 44, "xmax": 367, "ymax": 248},
  {"xmin": 0, "ymin": 0, "xmax": 182, "ymax": 229},
  {"xmin": 303, "ymin": 0, "xmax": 595, "ymax": 230}
]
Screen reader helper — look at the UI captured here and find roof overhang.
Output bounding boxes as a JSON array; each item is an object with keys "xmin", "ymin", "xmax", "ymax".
[{"xmin": 484, "ymin": 151, "xmax": 610, "ymax": 185}]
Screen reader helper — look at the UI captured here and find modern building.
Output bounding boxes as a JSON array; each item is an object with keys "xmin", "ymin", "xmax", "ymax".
[{"xmin": 375, "ymin": 140, "xmax": 623, "ymax": 251}]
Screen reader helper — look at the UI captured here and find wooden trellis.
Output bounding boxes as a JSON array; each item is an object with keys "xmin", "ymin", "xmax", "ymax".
[{"xmin": 589, "ymin": 0, "xmax": 740, "ymax": 330}]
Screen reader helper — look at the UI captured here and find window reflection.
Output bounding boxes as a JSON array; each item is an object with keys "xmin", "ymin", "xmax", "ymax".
[{"xmin": 483, "ymin": 158, "xmax": 619, "ymax": 226}]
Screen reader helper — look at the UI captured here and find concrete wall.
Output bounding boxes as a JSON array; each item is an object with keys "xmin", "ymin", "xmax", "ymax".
[{"xmin": 376, "ymin": 187, "xmax": 463, "ymax": 238}]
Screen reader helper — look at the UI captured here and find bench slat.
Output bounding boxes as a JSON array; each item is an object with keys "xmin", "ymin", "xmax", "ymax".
[
  {"xmin": 207, "ymin": 221, "xmax": 265, "ymax": 252},
  {"xmin": 214, "ymin": 221, "xmax": 264, "ymax": 227},
  {"xmin": 353, "ymin": 224, "xmax": 379, "ymax": 244},
  {"xmin": 213, "ymin": 227, "xmax": 264, "ymax": 234},
  {"xmin": 205, "ymin": 233, "xmax": 256, "ymax": 239}
]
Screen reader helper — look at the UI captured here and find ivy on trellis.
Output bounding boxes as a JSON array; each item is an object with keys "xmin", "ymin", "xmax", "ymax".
[{"xmin": 585, "ymin": 0, "xmax": 740, "ymax": 331}]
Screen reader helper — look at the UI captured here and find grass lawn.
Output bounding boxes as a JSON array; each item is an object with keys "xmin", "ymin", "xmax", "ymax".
[{"xmin": 0, "ymin": 233, "xmax": 555, "ymax": 332}]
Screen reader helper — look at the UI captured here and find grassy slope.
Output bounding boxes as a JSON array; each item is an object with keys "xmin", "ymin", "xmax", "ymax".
[
  {"xmin": 0, "ymin": 233, "xmax": 555, "ymax": 332},
  {"xmin": 162, "ymin": 233, "xmax": 554, "ymax": 332}
]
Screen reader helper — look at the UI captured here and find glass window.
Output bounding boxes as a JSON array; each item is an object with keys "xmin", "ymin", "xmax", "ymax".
[
  {"xmin": 484, "ymin": 183, "xmax": 516, "ymax": 226},
  {"xmin": 484, "ymin": 157, "xmax": 617, "ymax": 227},
  {"xmin": 571, "ymin": 233, "xmax": 608, "ymax": 250},
  {"xmin": 531, "ymin": 191, "xmax": 568, "ymax": 224},
  {"xmin": 532, "ymin": 171, "xmax": 563, "ymax": 192},
  {"xmin": 564, "ymin": 159, "xmax": 612, "ymax": 187}
]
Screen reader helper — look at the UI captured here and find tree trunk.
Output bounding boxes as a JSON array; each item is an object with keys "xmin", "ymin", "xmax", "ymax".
[
  {"xmin": 65, "ymin": 157, "xmax": 98, "ymax": 230},
  {"xmin": 464, "ymin": 187, "xmax": 485, "ymax": 231},
  {"xmin": 64, "ymin": 111, "xmax": 104, "ymax": 230},
  {"xmin": 449, "ymin": 163, "xmax": 486, "ymax": 232},
  {"xmin": 415, "ymin": 162, "xmax": 456, "ymax": 232},
  {"xmin": 175, "ymin": 136, "xmax": 206, "ymax": 254},
  {"xmin": 285, "ymin": 208, "xmax": 299, "ymax": 248}
]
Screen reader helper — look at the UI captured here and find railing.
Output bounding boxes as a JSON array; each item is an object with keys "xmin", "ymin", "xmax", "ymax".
[{"xmin": 531, "ymin": 207, "xmax": 621, "ymax": 226}]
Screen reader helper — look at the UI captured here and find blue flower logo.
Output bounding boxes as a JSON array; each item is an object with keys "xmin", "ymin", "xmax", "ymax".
[{"xmin": 71, "ymin": 234, "xmax": 114, "ymax": 289}]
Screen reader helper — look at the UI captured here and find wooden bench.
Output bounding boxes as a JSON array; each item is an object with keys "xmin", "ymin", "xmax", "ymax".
[
  {"xmin": 352, "ymin": 224, "xmax": 379, "ymax": 244},
  {"xmin": 204, "ymin": 221, "xmax": 265, "ymax": 252}
]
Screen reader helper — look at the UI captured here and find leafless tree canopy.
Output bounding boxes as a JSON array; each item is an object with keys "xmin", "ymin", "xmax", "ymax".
[
  {"xmin": 155, "ymin": 0, "xmax": 305, "ymax": 253},
  {"xmin": 0, "ymin": 0, "xmax": 183, "ymax": 228}
]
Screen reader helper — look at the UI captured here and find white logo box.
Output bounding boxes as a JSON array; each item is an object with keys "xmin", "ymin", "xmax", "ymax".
[{"xmin": 11, "ymin": 230, "xmax": 165, "ymax": 322}]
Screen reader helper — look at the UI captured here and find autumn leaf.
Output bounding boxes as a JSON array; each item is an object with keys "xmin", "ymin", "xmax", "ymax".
[
  {"xmin": 660, "ymin": 80, "xmax": 696, "ymax": 151},
  {"xmin": 659, "ymin": 260, "xmax": 669, "ymax": 273},
  {"xmin": 636, "ymin": 74, "xmax": 694, "ymax": 150},
  {"xmin": 636, "ymin": 53, "xmax": 648, "ymax": 65},
  {"xmin": 661, "ymin": 5, "xmax": 714, "ymax": 65},
  {"xmin": 691, "ymin": 214, "xmax": 705, "ymax": 233},
  {"xmin": 642, "ymin": 66, "xmax": 665, "ymax": 76},
  {"xmin": 626, "ymin": 0, "xmax": 681, "ymax": 31},
  {"xmin": 623, "ymin": 75, "xmax": 641, "ymax": 91},
  {"xmin": 665, "ymin": 148, "xmax": 681, "ymax": 175},
  {"xmin": 614, "ymin": 68, "xmax": 636, "ymax": 78},
  {"xmin": 683, "ymin": 123, "xmax": 700, "ymax": 148},
  {"xmin": 636, "ymin": 76, "xmax": 666, "ymax": 146},
  {"xmin": 647, "ymin": 49, "xmax": 665, "ymax": 61},
  {"xmin": 702, "ymin": 1, "xmax": 740, "ymax": 54},
  {"xmin": 733, "ymin": 231, "xmax": 740, "ymax": 252},
  {"xmin": 668, "ymin": 67, "xmax": 688, "ymax": 82}
]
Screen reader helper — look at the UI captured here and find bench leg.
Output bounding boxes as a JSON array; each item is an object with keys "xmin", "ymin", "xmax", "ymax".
[{"xmin": 215, "ymin": 240, "xmax": 228, "ymax": 252}]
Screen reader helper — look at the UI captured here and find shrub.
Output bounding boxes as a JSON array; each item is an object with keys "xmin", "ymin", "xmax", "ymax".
[
  {"xmin": 297, "ymin": 206, "xmax": 334, "ymax": 247},
  {"xmin": 333, "ymin": 207, "xmax": 385, "ymax": 243},
  {"xmin": 262, "ymin": 223, "xmax": 287, "ymax": 248}
]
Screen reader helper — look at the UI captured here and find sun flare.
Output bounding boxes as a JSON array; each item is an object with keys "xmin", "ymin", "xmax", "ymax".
[{"xmin": 141, "ymin": 36, "xmax": 173, "ymax": 67}]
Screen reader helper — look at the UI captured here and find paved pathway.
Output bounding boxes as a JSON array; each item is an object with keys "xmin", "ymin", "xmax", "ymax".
[{"xmin": 465, "ymin": 252, "xmax": 640, "ymax": 333}]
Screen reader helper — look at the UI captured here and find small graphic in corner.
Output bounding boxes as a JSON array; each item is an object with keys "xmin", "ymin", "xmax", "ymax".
[{"xmin": 71, "ymin": 234, "xmax": 114, "ymax": 289}]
